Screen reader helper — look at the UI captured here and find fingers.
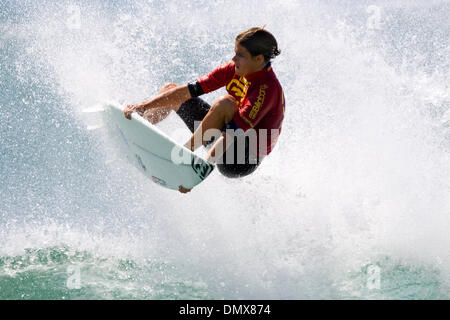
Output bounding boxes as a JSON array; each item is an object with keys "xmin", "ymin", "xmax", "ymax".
[
  {"xmin": 124, "ymin": 105, "xmax": 134, "ymax": 120},
  {"xmin": 124, "ymin": 104, "xmax": 146, "ymax": 119}
]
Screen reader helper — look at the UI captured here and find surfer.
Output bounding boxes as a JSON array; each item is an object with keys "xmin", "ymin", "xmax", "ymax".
[{"xmin": 124, "ymin": 27, "xmax": 285, "ymax": 193}]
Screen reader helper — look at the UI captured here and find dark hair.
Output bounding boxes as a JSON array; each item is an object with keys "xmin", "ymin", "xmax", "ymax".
[{"xmin": 236, "ymin": 27, "xmax": 281, "ymax": 63}]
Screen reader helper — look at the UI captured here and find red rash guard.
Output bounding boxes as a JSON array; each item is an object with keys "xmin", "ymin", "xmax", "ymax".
[{"xmin": 196, "ymin": 61, "xmax": 285, "ymax": 156}]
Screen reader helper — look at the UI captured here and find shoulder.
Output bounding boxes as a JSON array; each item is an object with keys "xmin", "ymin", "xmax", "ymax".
[
  {"xmin": 204, "ymin": 61, "xmax": 236, "ymax": 80},
  {"xmin": 247, "ymin": 72, "xmax": 283, "ymax": 109},
  {"xmin": 214, "ymin": 61, "xmax": 235, "ymax": 73},
  {"xmin": 267, "ymin": 68, "xmax": 282, "ymax": 89},
  {"xmin": 254, "ymin": 73, "xmax": 281, "ymax": 96}
]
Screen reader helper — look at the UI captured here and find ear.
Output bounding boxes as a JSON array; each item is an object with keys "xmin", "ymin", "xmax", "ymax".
[{"xmin": 255, "ymin": 54, "xmax": 265, "ymax": 65}]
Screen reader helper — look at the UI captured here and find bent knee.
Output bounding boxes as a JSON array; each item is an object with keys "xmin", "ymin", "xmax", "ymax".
[
  {"xmin": 215, "ymin": 95, "xmax": 237, "ymax": 121},
  {"xmin": 213, "ymin": 95, "xmax": 237, "ymax": 112},
  {"xmin": 216, "ymin": 94, "xmax": 237, "ymax": 106}
]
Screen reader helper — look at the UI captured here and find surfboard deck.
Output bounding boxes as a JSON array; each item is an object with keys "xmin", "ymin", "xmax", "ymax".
[{"xmin": 102, "ymin": 102, "xmax": 215, "ymax": 190}]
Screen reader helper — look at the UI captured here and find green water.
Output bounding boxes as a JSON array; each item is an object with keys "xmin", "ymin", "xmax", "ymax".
[
  {"xmin": 1, "ymin": 246, "xmax": 448, "ymax": 299},
  {"xmin": 0, "ymin": 246, "xmax": 211, "ymax": 300}
]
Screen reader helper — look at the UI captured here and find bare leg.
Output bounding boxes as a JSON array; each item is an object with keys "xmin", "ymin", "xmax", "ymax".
[
  {"xmin": 141, "ymin": 83, "xmax": 177, "ymax": 124},
  {"xmin": 204, "ymin": 134, "xmax": 233, "ymax": 164},
  {"xmin": 184, "ymin": 95, "xmax": 236, "ymax": 152}
]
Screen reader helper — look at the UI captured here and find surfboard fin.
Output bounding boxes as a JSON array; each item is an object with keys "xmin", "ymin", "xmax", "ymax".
[
  {"xmin": 87, "ymin": 124, "xmax": 104, "ymax": 131},
  {"xmin": 82, "ymin": 104, "xmax": 106, "ymax": 113}
]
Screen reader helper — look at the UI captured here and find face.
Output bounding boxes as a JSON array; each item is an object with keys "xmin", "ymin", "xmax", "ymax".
[{"xmin": 232, "ymin": 42, "xmax": 265, "ymax": 77}]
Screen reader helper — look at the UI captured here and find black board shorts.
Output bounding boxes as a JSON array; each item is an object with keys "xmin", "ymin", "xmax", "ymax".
[{"xmin": 176, "ymin": 97, "xmax": 261, "ymax": 178}]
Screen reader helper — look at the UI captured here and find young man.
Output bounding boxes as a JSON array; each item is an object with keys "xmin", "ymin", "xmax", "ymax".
[{"xmin": 124, "ymin": 27, "xmax": 285, "ymax": 193}]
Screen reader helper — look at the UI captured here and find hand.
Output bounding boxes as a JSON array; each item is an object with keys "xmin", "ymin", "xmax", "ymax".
[
  {"xmin": 179, "ymin": 185, "xmax": 192, "ymax": 194},
  {"xmin": 124, "ymin": 104, "xmax": 145, "ymax": 120}
]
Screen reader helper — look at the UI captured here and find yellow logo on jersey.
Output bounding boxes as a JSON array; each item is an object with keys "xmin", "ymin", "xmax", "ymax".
[
  {"xmin": 226, "ymin": 77, "xmax": 249, "ymax": 102},
  {"xmin": 249, "ymin": 84, "xmax": 268, "ymax": 119}
]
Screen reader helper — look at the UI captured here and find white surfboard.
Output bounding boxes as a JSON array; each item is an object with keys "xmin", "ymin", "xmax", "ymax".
[{"xmin": 101, "ymin": 102, "xmax": 215, "ymax": 190}]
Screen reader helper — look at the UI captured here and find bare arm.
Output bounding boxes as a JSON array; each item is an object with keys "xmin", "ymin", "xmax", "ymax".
[{"xmin": 124, "ymin": 85, "xmax": 191, "ymax": 120}]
